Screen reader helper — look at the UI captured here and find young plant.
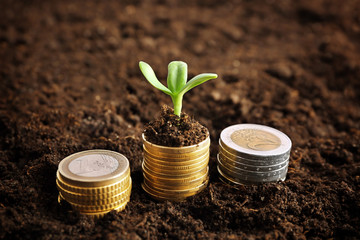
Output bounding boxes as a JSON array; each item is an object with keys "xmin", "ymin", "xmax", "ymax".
[{"xmin": 139, "ymin": 61, "xmax": 217, "ymax": 117}]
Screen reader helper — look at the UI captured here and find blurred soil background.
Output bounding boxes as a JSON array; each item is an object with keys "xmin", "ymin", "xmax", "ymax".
[{"xmin": 0, "ymin": 0, "xmax": 359, "ymax": 239}]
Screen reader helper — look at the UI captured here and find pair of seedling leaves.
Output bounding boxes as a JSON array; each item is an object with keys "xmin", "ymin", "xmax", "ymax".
[{"xmin": 139, "ymin": 61, "xmax": 218, "ymax": 117}]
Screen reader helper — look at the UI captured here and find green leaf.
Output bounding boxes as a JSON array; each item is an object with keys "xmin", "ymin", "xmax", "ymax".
[
  {"xmin": 167, "ymin": 61, "xmax": 188, "ymax": 94},
  {"xmin": 139, "ymin": 61, "xmax": 172, "ymax": 95},
  {"xmin": 179, "ymin": 73, "xmax": 217, "ymax": 95}
]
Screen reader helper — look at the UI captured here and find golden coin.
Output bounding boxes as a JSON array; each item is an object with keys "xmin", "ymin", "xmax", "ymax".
[
  {"xmin": 142, "ymin": 178, "xmax": 208, "ymax": 201},
  {"xmin": 60, "ymin": 189, "xmax": 130, "ymax": 207},
  {"xmin": 142, "ymin": 134, "xmax": 210, "ymax": 154},
  {"xmin": 58, "ymin": 150, "xmax": 130, "ymax": 188},
  {"xmin": 56, "ymin": 178, "xmax": 130, "ymax": 201},
  {"xmin": 80, "ymin": 202, "xmax": 129, "ymax": 218},
  {"xmin": 58, "ymin": 194, "xmax": 64, "ymax": 204},
  {"xmin": 144, "ymin": 176, "xmax": 208, "ymax": 195},
  {"xmin": 57, "ymin": 179, "xmax": 132, "ymax": 205},
  {"xmin": 144, "ymin": 176, "xmax": 208, "ymax": 192},
  {"xmin": 142, "ymin": 162, "xmax": 207, "ymax": 179},
  {"xmin": 143, "ymin": 150, "xmax": 210, "ymax": 166},
  {"xmin": 143, "ymin": 173, "xmax": 208, "ymax": 190},
  {"xmin": 143, "ymin": 145, "xmax": 209, "ymax": 160},
  {"xmin": 143, "ymin": 155, "xmax": 209, "ymax": 174},
  {"xmin": 57, "ymin": 194, "xmax": 129, "ymax": 218},
  {"xmin": 143, "ymin": 165, "xmax": 208, "ymax": 182},
  {"xmin": 64, "ymin": 193, "xmax": 131, "ymax": 212},
  {"xmin": 56, "ymin": 169, "xmax": 130, "ymax": 195},
  {"xmin": 143, "ymin": 166, "xmax": 209, "ymax": 186}
]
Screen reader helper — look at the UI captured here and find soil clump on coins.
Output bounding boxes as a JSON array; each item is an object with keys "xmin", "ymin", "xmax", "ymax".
[{"xmin": 144, "ymin": 105, "xmax": 209, "ymax": 147}]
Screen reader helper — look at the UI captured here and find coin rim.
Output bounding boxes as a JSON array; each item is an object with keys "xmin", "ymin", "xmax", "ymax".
[
  {"xmin": 144, "ymin": 150, "xmax": 210, "ymax": 165},
  {"xmin": 58, "ymin": 150, "xmax": 130, "ymax": 187},
  {"xmin": 143, "ymin": 166, "xmax": 209, "ymax": 182},
  {"xmin": 57, "ymin": 178, "xmax": 132, "ymax": 205},
  {"xmin": 142, "ymin": 162, "xmax": 208, "ymax": 178},
  {"xmin": 143, "ymin": 155, "xmax": 209, "ymax": 173},
  {"xmin": 57, "ymin": 168, "xmax": 130, "ymax": 193},
  {"xmin": 220, "ymin": 124, "xmax": 292, "ymax": 157},
  {"xmin": 218, "ymin": 166, "xmax": 287, "ymax": 185},
  {"xmin": 218, "ymin": 152, "xmax": 289, "ymax": 171},
  {"xmin": 218, "ymin": 163, "xmax": 288, "ymax": 182},
  {"xmin": 143, "ymin": 134, "xmax": 210, "ymax": 154},
  {"xmin": 143, "ymin": 144, "xmax": 210, "ymax": 159}
]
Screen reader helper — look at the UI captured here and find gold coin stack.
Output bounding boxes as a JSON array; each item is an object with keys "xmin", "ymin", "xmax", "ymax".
[
  {"xmin": 56, "ymin": 150, "xmax": 132, "ymax": 218},
  {"xmin": 142, "ymin": 134, "xmax": 210, "ymax": 201}
]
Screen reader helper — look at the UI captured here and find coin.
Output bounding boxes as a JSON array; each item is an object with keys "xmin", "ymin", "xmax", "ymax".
[
  {"xmin": 219, "ymin": 145, "xmax": 290, "ymax": 166},
  {"xmin": 145, "ymin": 175, "xmax": 208, "ymax": 193},
  {"xmin": 142, "ymin": 177, "xmax": 209, "ymax": 201},
  {"xmin": 142, "ymin": 134, "xmax": 210, "ymax": 201},
  {"xmin": 142, "ymin": 162, "xmax": 207, "ymax": 179},
  {"xmin": 56, "ymin": 169, "xmax": 130, "ymax": 195},
  {"xmin": 220, "ymin": 124, "xmax": 291, "ymax": 160},
  {"xmin": 218, "ymin": 164, "xmax": 288, "ymax": 183},
  {"xmin": 80, "ymin": 202, "xmax": 129, "ymax": 218},
  {"xmin": 68, "ymin": 194, "xmax": 131, "ymax": 212},
  {"xmin": 218, "ymin": 158, "xmax": 288, "ymax": 179},
  {"xmin": 143, "ymin": 166, "xmax": 209, "ymax": 186},
  {"xmin": 143, "ymin": 172, "xmax": 208, "ymax": 190},
  {"xmin": 58, "ymin": 150, "xmax": 130, "ymax": 188},
  {"xmin": 218, "ymin": 166, "xmax": 287, "ymax": 185},
  {"xmin": 143, "ymin": 155, "xmax": 209, "ymax": 175},
  {"xmin": 57, "ymin": 179, "xmax": 132, "ymax": 205},
  {"xmin": 144, "ymin": 150, "xmax": 210, "ymax": 166},
  {"xmin": 56, "ymin": 149, "xmax": 132, "ymax": 217},
  {"xmin": 217, "ymin": 124, "xmax": 291, "ymax": 186},
  {"xmin": 57, "ymin": 194, "xmax": 129, "ymax": 218},
  {"xmin": 143, "ymin": 144, "xmax": 209, "ymax": 160},
  {"xmin": 143, "ymin": 134, "xmax": 210, "ymax": 154},
  {"xmin": 218, "ymin": 153, "xmax": 289, "ymax": 172}
]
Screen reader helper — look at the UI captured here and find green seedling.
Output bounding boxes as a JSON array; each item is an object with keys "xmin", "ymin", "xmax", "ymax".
[{"xmin": 139, "ymin": 61, "xmax": 217, "ymax": 117}]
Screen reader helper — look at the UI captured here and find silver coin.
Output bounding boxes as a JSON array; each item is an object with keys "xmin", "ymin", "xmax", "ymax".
[
  {"xmin": 218, "ymin": 157, "xmax": 288, "ymax": 178},
  {"xmin": 218, "ymin": 164, "xmax": 287, "ymax": 183},
  {"xmin": 219, "ymin": 144, "xmax": 290, "ymax": 166},
  {"xmin": 218, "ymin": 166, "xmax": 287, "ymax": 185},
  {"xmin": 219, "ymin": 124, "xmax": 292, "ymax": 160},
  {"xmin": 218, "ymin": 153, "xmax": 289, "ymax": 172}
]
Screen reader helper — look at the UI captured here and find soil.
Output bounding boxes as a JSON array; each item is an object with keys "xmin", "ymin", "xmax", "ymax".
[
  {"xmin": 144, "ymin": 105, "xmax": 208, "ymax": 147},
  {"xmin": 1, "ymin": 0, "xmax": 360, "ymax": 239}
]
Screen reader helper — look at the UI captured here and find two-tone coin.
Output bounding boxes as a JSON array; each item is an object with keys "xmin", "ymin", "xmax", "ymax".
[
  {"xmin": 142, "ymin": 134, "xmax": 210, "ymax": 201},
  {"xmin": 218, "ymin": 124, "xmax": 291, "ymax": 185},
  {"xmin": 56, "ymin": 150, "xmax": 132, "ymax": 218}
]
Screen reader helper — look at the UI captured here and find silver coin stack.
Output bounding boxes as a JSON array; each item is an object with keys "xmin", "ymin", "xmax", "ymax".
[{"xmin": 217, "ymin": 124, "xmax": 292, "ymax": 185}]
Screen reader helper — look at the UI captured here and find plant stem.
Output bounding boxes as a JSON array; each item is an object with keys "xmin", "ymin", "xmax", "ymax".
[{"xmin": 171, "ymin": 95, "xmax": 183, "ymax": 117}]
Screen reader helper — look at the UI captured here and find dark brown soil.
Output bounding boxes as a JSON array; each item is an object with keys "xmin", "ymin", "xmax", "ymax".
[
  {"xmin": 1, "ymin": 0, "xmax": 360, "ymax": 239},
  {"xmin": 144, "ymin": 105, "xmax": 208, "ymax": 147}
]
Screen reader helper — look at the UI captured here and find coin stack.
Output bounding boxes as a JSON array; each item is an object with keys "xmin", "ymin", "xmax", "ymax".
[
  {"xmin": 217, "ymin": 124, "xmax": 292, "ymax": 185},
  {"xmin": 142, "ymin": 134, "xmax": 210, "ymax": 201},
  {"xmin": 56, "ymin": 150, "xmax": 132, "ymax": 218}
]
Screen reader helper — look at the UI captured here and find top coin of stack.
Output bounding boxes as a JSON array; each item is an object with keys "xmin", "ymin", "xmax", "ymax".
[
  {"xmin": 142, "ymin": 134, "xmax": 210, "ymax": 201},
  {"xmin": 56, "ymin": 150, "xmax": 132, "ymax": 218},
  {"xmin": 217, "ymin": 124, "xmax": 292, "ymax": 185}
]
